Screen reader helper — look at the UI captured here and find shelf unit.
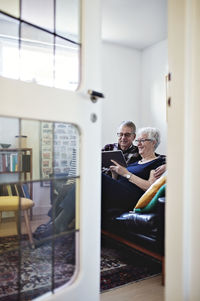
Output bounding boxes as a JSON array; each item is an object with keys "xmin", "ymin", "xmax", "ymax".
[
  {"xmin": 0, "ymin": 148, "xmax": 32, "ymax": 177},
  {"xmin": 0, "ymin": 148, "xmax": 33, "ymax": 218}
]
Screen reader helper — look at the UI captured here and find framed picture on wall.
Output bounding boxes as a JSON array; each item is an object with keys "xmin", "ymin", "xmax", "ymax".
[
  {"xmin": 40, "ymin": 122, "xmax": 53, "ymax": 186},
  {"xmin": 40, "ymin": 121, "xmax": 78, "ymax": 186}
]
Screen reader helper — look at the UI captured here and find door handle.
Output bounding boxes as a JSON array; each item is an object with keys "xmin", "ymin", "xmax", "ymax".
[{"xmin": 88, "ymin": 90, "xmax": 105, "ymax": 103}]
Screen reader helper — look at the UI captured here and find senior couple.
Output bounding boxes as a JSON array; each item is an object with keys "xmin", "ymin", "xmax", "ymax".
[{"xmin": 34, "ymin": 122, "xmax": 166, "ymax": 238}]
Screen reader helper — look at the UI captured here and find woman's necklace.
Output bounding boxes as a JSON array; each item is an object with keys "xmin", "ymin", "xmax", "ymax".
[{"xmin": 139, "ymin": 155, "xmax": 158, "ymax": 164}]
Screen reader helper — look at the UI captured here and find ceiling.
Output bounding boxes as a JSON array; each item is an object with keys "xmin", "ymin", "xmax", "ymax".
[{"xmin": 101, "ymin": 0, "xmax": 167, "ymax": 50}]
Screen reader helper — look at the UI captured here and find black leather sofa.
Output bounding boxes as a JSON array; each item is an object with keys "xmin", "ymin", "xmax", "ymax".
[{"xmin": 101, "ymin": 197, "xmax": 165, "ymax": 284}]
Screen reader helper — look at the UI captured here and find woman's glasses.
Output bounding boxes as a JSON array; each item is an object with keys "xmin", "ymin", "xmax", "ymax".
[{"xmin": 135, "ymin": 139, "xmax": 153, "ymax": 144}]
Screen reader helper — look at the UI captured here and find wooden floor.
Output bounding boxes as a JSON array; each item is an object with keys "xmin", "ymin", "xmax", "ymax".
[
  {"xmin": 0, "ymin": 214, "xmax": 50, "ymax": 237},
  {"xmin": 100, "ymin": 275, "xmax": 164, "ymax": 301}
]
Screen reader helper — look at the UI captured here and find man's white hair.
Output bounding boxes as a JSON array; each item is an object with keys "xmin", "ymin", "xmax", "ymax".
[{"xmin": 118, "ymin": 121, "xmax": 136, "ymax": 134}]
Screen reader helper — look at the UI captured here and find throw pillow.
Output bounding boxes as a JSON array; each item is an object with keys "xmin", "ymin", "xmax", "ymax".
[
  {"xmin": 134, "ymin": 184, "xmax": 166, "ymax": 213},
  {"xmin": 134, "ymin": 174, "xmax": 166, "ymax": 209}
]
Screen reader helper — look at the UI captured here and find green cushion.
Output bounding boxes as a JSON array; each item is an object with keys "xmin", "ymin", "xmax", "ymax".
[{"xmin": 134, "ymin": 184, "xmax": 166, "ymax": 213}]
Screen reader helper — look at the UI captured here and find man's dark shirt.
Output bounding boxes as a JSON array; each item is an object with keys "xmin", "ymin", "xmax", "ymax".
[
  {"xmin": 102, "ymin": 143, "xmax": 166, "ymax": 175},
  {"xmin": 102, "ymin": 143, "xmax": 140, "ymax": 165}
]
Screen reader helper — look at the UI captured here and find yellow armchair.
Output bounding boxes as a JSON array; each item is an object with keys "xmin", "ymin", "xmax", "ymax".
[{"xmin": 0, "ymin": 196, "xmax": 34, "ymax": 247}]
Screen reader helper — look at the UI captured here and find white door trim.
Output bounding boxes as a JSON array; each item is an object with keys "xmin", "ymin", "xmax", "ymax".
[{"xmin": 166, "ymin": 0, "xmax": 200, "ymax": 299}]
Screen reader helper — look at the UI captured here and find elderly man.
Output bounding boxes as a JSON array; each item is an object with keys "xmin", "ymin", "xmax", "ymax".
[{"xmin": 102, "ymin": 120, "xmax": 166, "ymax": 179}]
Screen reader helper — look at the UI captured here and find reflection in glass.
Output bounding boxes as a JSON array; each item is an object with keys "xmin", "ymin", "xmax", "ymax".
[
  {"xmin": 19, "ymin": 183, "xmax": 53, "ymax": 299},
  {"xmin": 0, "ymin": 197, "xmax": 20, "ymax": 298},
  {"xmin": 20, "ymin": 23, "xmax": 54, "ymax": 86},
  {"xmin": 56, "ymin": 0, "xmax": 81, "ymax": 43},
  {"xmin": 0, "ymin": 0, "xmax": 19, "ymax": 18},
  {"xmin": 0, "ymin": 0, "xmax": 81, "ymax": 91},
  {"xmin": 0, "ymin": 116, "xmax": 79, "ymax": 299},
  {"xmin": 50, "ymin": 177, "xmax": 77, "ymax": 291},
  {"xmin": 0, "ymin": 13, "xmax": 19, "ymax": 79},
  {"xmin": 21, "ymin": 0, "xmax": 54, "ymax": 32},
  {"xmin": 55, "ymin": 37, "xmax": 80, "ymax": 90}
]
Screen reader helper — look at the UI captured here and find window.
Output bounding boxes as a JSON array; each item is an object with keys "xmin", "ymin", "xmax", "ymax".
[
  {"xmin": 0, "ymin": 0, "xmax": 81, "ymax": 90},
  {"xmin": 0, "ymin": 1, "xmax": 81, "ymax": 298}
]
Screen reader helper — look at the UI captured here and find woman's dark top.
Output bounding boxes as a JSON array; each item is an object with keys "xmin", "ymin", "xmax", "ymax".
[{"xmin": 101, "ymin": 156, "xmax": 165, "ymax": 212}]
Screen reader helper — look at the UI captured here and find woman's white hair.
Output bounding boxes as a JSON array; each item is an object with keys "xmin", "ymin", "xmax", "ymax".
[{"xmin": 137, "ymin": 127, "xmax": 161, "ymax": 150}]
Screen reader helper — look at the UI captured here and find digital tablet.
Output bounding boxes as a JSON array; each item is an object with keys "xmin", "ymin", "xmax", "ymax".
[{"xmin": 102, "ymin": 150, "xmax": 127, "ymax": 168}]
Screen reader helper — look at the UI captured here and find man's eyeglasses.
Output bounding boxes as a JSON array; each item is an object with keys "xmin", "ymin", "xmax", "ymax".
[
  {"xmin": 117, "ymin": 132, "xmax": 134, "ymax": 138},
  {"xmin": 135, "ymin": 139, "xmax": 153, "ymax": 144}
]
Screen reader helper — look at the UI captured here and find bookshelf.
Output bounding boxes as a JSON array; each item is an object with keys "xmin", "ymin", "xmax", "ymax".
[
  {"xmin": 0, "ymin": 148, "xmax": 32, "ymax": 175},
  {"xmin": 0, "ymin": 148, "xmax": 33, "ymax": 202}
]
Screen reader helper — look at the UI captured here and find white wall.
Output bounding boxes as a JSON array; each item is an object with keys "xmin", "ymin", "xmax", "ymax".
[
  {"xmin": 101, "ymin": 40, "xmax": 168, "ymax": 155},
  {"xmin": 101, "ymin": 42, "xmax": 141, "ymax": 146},
  {"xmin": 140, "ymin": 39, "xmax": 168, "ymax": 154}
]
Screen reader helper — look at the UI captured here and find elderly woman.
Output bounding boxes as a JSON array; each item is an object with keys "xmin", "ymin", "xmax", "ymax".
[{"xmin": 101, "ymin": 127, "xmax": 166, "ymax": 213}]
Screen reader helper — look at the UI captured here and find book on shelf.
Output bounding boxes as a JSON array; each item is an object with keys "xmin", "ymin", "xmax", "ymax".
[
  {"xmin": 0, "ymin": 184, "xmax": 30, "ymax": 199},
  {"xmin": 6, "ymin": 184, "xmax": 12, "ymax": 196},
  {"xmin": 2, "ymin": 154, "xmax": 6, "ymax": 172},
  {"xmin": 0, "ymin": 153, "xmax": 18, "ymax": 172},
  {"xmin": 22, "ymin": 183, "xmax": 30, "ymax": 199},
  {"xmin": 22, "ymin": 155, "xmax": 31, "ymax": 172},
  {"xmin": 10, "ymin": 153, "xmax": 18, "ymax": 172},
  {"xmin": 0, "ymin": 152, "xmax": 30, "ymax": 172}
]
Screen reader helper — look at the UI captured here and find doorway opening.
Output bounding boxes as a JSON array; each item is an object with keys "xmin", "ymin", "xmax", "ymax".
[{"xmin": 100, "ymin": 0, "xmax": 167, "ymax": 297}]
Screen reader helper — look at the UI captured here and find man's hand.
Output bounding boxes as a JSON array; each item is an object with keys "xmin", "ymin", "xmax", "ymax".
[
  {"xmin": 148, "ymin": 169, "xmax": 157, "ymax": 185},
  {"xmin": 154, "ymin": 164, "xmax": 166, "ymax": 179},
  {"xmin": 110, "ymin": 170, "xmax": 118, "ymax": 179}
]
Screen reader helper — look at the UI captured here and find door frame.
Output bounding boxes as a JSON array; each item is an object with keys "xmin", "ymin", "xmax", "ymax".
[{"xmin": 166, "ymin": 0, "xmax": 200, "ymax": 299}]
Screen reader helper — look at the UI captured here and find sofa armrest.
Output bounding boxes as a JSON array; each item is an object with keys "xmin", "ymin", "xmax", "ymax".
[{"xmin": 157, "ymin": 197, "xmax": 165, "ymax": 253}]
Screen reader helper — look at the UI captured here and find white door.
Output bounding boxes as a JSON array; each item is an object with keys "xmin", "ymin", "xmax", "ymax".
[{"xmin": 0, "ymin": 0, "xmax": 102, "ymax": 300}]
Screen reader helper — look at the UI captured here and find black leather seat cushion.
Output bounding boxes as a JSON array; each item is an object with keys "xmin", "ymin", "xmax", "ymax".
[
  {"xmin": 115, "ymin": 212, "xmax": 158, "ymax": 234},
  {"xmin": 101, "ymin": 198, "xmax": 165, "ymax": 255},
  {"xmin": 102, "ymin": 209, "xmax": 158, "ymax": 236}
]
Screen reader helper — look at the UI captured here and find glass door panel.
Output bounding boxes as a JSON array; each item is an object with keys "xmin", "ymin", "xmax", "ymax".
[
  {"xmin": 55, "ymin": 37, "xmax": 80, "ymax": 90},
  {"xmin": 0, "ymin": 0, "xmax": 101, "ymax": 299},
  {"xmin": 56, "ymin": 0, "xmax": 81, "ymax": 43},
  {"xmin": 0, "ymin": 13, "xmax": 19, "ymax": 80},
  {"xmin": 20, "ymin": 23, "xmax": 54, "ymax": 86},
  {"xmin": 0, "ymin": 2, "xmax": 81, "ymax": 90},
  {"xmin": 0, "ymin": 0, "xmax": 20, "ymax": 17},
  {"xmin": 0, "ymin": 116, "xmax": 80, "ymax": 299},
  {"xmin": 21, "ymin": 0, "xmax": 54, "ymax": 32}
]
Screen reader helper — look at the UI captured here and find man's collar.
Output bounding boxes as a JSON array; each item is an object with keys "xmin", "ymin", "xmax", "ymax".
[{"xmin": 118, "ymin": 144, "xmax": 135, "ymax": 153}]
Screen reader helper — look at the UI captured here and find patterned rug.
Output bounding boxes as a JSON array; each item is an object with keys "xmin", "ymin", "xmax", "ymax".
[
  {"xmin": 101, "ymin": 238, "xmax": 161, "ymax": 291},
  {"xmin": 0, "ymin": 235, "xmax": 161, "ymax": 300},
  {"xmin": 0, "ymin": 233, "xmax": 76, "ymax": 301}
]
